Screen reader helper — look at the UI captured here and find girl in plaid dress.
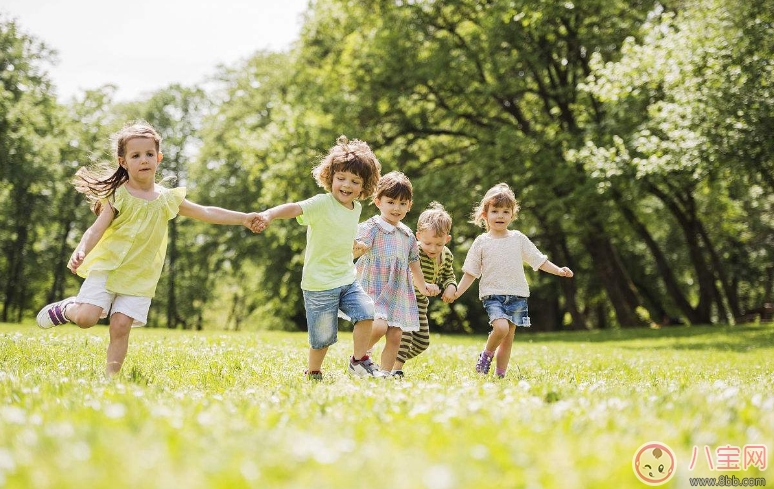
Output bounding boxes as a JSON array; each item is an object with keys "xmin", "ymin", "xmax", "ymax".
[{"xmin": 354, "ymin": 172, "xmax": 437, "ymax": 376}]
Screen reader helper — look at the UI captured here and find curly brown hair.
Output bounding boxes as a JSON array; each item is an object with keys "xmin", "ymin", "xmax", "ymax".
[
  {"xmin": 312, "ymin": 135, "xmax": 381, "ymax": 199},
  {"xmin": 73, "ymin": 121, "xmax": 162, "ymax": 215},
  {"xmin": 471, "ymin": 183, "xmax": 520, "ymax": 229}
]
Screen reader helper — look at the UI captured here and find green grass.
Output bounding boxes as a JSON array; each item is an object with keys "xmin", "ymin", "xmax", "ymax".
[{"xmin": 1, "ymin": 322, "xmax": 773, "ymax": 488}]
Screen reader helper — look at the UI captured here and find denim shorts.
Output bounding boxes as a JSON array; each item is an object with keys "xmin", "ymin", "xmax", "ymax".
[
  {"xmin": 482, "ymin": 294, "xmax": 531, "ymax": 328},
  {"xmin": 302, "ymin": 281, "xmax": 375, "ymax": 349}
]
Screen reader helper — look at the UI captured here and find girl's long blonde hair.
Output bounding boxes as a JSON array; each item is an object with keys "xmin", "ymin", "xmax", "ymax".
[
  {"xmin": 73, "ymin": 121, "xmax": 162, "ymax": 215},
  {"xmin": 470, "ymin": 183, "xmax": 519, "ymax": 229}
]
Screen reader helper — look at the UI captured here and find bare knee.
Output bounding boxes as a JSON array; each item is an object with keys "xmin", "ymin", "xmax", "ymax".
[
  {"xmin": 386, "ymin": 327, "xmax": 402, "ymax": 345},
  {"xmin": 492, "ymin": 319, "xmax": 510, "ymax": 336},
  {"xmin": 109, "ymin": 314, "xmax": 133, "ymax": 340},
  {"xmin": 372, "ymin": 320, "xmax": 388, "ymax": 337},
  {"xmin": 70, "ymin": 306, "xmax": 102, "ymax": 329}
]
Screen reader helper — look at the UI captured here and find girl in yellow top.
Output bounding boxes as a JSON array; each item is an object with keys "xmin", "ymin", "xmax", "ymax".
[{"xmin": 36, "ymin": 121, "xmax": 262, "ymax": 376}]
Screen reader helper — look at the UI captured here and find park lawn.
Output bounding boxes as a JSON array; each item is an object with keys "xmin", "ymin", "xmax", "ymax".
[{"xmin": 0, "ymin": 322, "xmax": 772, "ymax": 489}]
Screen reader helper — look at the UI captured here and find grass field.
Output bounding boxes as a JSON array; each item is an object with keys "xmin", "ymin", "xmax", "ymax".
[{"xmin": 1, "ymin": 322, "xmax": 772, "ymax": 488}]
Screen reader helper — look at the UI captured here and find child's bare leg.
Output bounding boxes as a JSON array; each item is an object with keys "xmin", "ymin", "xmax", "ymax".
[
  {"xmin": 367, "ymin": 319, "xmax": 388, "ymax": 352},
  {"xmin": 380, "ymin": 326, "xmax": 402, "ymax": 372},
  {"xmin": 105, "ymin": 313, "xmax": 133, "ymax": 376},
  {"xmin": 308, "ymin": 347, "xmax": 329, "ymax": 372},
  {"xmin": 66, "ymin": 303, "xmax": 103, "ymax": 329},
  {"xmin": 485, "ymin": 319, "xmax": 510, "ymax": 352},
  {"xmin": 352, "ymin": 319, "xmax": 373, "ymax": 359},
  {"xmin": 393, "ymin": 360, "xmax": 405, "ymax": 370},
  {"xmin": 495, "ymin": 324, "xmax": 517, "ymax": 371}
]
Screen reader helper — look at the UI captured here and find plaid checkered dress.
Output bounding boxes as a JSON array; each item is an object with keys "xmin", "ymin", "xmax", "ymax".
[{"xmin": 355, "ymin": 216, "xmax": 421, "ymax": 332}]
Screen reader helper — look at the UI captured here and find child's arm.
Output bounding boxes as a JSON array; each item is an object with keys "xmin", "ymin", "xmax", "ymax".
[
  {"xmin": 255, "ymin": 203, "xmax": 304, "ymax": 232},
  {"xmin": 453, "ymin": 272, "xmax": 477, "ymax": 300},
  {"xmin": 539, "ymin": 260, "xmax": 574, "ymax": 278},
  {"xmin": 179, "ymin": 199, "xmax": 263, "ymax": 231},
  {"xmin": 409, "ymin": 261, "xmax": 434, "ymax": 297},
  {"xmin": 69, "ymin": 205, "xmax": 116, "ymax": 273},
  {"xmin": 352, "ymin": 218, "xmax": 378, "ymax": 260},
  {"xmin": 440, "ymin": 252, "xmax": 458, "ymax": 303}
]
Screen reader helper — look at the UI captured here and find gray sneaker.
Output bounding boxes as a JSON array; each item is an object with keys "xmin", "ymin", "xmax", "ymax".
[{"xmin": 349, "ymin": 356, "xmax": 386, "ymax": 378}]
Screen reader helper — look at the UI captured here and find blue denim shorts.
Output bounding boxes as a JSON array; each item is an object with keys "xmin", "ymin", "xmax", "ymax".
[
  {"xmin": 482, "ymin": 294, "xmax": 531, "ymax": 327},
  {"xmin": 302, "ymin": 281, "xmax": 375, "ymax": 349}
]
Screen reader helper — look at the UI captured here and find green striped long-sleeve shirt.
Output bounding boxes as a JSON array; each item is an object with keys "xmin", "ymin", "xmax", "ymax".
[{"xmin": 414, "ymin": 246, "xmax": 457, "ymax": 301}]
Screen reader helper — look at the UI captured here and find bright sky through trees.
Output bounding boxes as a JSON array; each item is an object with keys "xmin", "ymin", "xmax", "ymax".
[{"xmin": 0, "ymin": 0, "xmax": 308, "ymax": 101}]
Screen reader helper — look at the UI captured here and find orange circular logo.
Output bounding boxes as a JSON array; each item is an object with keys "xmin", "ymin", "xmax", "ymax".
[{"xmin": 632, "ymin": 442, "xmax": 676, "ymax": 486}]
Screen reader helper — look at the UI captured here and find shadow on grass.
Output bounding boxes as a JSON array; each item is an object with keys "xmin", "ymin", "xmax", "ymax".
[
  {"xmin": 518, "ymin": 323, "xmax": 774, "ymax": 348},
  {"xmin": 618, "ymin": 341, "xmax": 774, "ymax": 353}
]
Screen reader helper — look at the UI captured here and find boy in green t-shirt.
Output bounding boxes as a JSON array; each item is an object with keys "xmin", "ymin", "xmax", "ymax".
[{"xmin": 256, "ymin": 136, "xmax": 385, "ymax": 379}]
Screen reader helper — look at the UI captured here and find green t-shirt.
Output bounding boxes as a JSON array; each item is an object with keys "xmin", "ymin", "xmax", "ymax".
[{"xmin": 296, "ymin": 193, "xmax": 361, "ymax": 291}]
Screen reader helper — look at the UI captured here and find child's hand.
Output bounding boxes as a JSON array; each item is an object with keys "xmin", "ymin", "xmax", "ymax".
[
  {"xmin": 353, "ymin": 240, "xmax": 370, "ymax": 256},
  {"xmin": 243, "ymin": 212, "xmax": 265, "ymax": 233},
  {"xmin": 558, "ymin": 267, "xmax": 574, "ymax": 278},
  {"xmin": 247, "ymin": 212, "xmax": 270, "ymax": 233},
  {"xmin": 425, "ymin": 283, "xmax": 440, "ymax": 297},
  {"xmin": 442, "ymin": 285, "xmax": 456, "ymax": 303},
  {"xmin": 68, "ymin": 249, "xmax": 85, "ymax": 274}
]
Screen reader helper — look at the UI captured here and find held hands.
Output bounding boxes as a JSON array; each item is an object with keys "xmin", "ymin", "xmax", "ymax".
[
  {"xmin": 425, "ymin": 283, "xmax": 441, "ymax": 297},
  {"xmin": 68, "ymin": 249, "xmax": 85, "ymax": 274},
  {"xmin": 558, "ymin": 267, "xmax": 574, "ymax": 278},
  {"xmin": 442, "ymin": 285, "xmax": 456, "ymax": 304},
  {"xmin": 244, "ymin": 212, "xmax": 269, "ymax": 233},
  {"xmin": 353, "ymin": 240, "xmax": 370, "ymax": 256}
]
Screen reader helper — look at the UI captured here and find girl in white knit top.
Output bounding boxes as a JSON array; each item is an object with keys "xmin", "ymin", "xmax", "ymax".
[{"xmin": 453, "ymin": 183, "xmax": 574, "ymax": 378}]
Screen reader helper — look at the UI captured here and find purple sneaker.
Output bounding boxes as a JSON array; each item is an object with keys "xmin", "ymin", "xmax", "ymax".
[
  {"xmin": 36, "ymin": 297, "xmax": 76, "ymax": 329},
  {"xmin": 476, "ymin": 351, "xmax": 493, "ymax": 375}
]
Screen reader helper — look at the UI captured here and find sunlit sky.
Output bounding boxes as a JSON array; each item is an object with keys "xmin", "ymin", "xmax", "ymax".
[{"xmin": 1, "ymin": 0, "xmax": 309, "ymax": 102}]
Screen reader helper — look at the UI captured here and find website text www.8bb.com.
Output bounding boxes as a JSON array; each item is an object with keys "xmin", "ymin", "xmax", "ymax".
[{"xmin": 689, "ymin": 475, "xmax": 766, "ymax": 486}]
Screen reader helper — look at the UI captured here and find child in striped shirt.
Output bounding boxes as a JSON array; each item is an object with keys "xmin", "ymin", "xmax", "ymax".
[
  {"xmin": 354, "ymin": 172, "xmax": 435, "ymax": 376},
  {"xmin": 392, "ymin": 202, "xmax": 457, "ymax": 377}
]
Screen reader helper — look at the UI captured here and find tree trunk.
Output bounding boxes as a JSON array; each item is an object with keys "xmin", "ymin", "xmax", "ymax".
[
  {"xmin": 48, "ymin": 193, "xmax": 78, "ymax": 304},
  {"xmin": 167, "ymin": 218, "xmax": 178, "ymax": 329},
  {"xmin": 630, "ymin": 274, "xmax": 667, "ymax": 324},
  {"xmin": 695, "ymin": 219, "xmax": 741, "ymax": 320},
  {"xmin": 613, "ymin": 192, "xmax": 704, "ymax": 324},
  {"xmin": 2, "ymin": 219, "xmax": 29, "ymax": 323},
  {"xmin": 645, "ymin": 181, "xmax": 714, "ymax": 323},
  {"xmin": 583, "ymin": 230, "xmax": 648, "ymax": 327},
  {"xmin": 532, "ymin": 208, "xmax": 587, "ymax": 329}
]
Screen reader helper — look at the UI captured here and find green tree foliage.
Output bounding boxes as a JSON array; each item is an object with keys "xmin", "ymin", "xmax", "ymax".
[
  {"xmin": 2, "ymin": 1, "xmax": 772, "ymax": 330},
  {"xmin": 572, "ymin": 0, "xmax": 774, "ymax": 323},
  {"xmin": 0, "ymin": 16, "xmax": 65, "ymax": 321}
]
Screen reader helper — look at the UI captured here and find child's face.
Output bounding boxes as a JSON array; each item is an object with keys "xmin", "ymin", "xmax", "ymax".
[
  {"xmin": 120, "ymin": 137, "xmax": 162, "ymax": 184},
  {"xmin": 375, "ymin": 196, "xmax": 412, "ymax": 225},
  {"xmin": 331, "ymin": 170, "xmax": 363, "ymax": 208},
  {"xmin": 416, "ymin": 229, "xmax": 451, "ymax": 259},
  {"xmin": 485, "ymin": 205, "xmax": 514, "ymax": 232}
]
